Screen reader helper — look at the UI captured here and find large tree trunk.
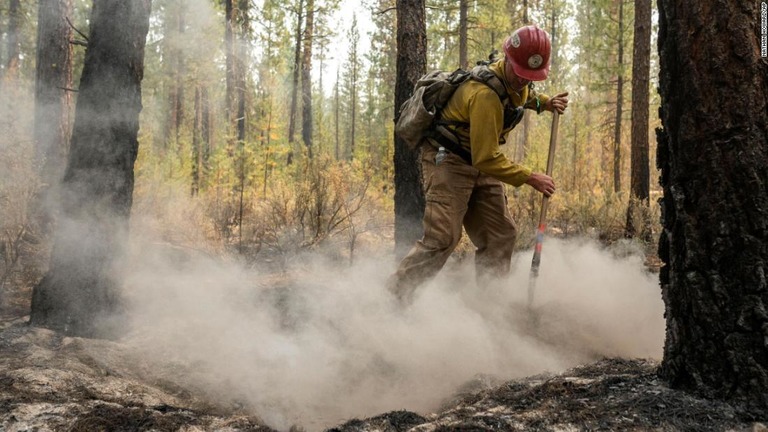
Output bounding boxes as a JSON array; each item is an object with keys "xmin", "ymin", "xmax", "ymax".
[
  {"xmin": 393, "ymin": 0, "xmax": 426, "ymax": 257},
  {"xmin": 612, "ymin": 0, "xmax": 624, "ymax": 194},
  {"xmin": 30, "ymin": 0, "xmax": 152, "ymax": 339},
  {"xmin": 625, "ymin": 0, "xmax": 651, "ymax": 238},
  {"xmin": 301, "ymin": 0, "xmax": 314, "ymax": 158},
  {"xmin": 657, "ymin": 0, "xmax": 768, "ymax": 413},
  {"xmin": 34, "ymin": 0, "xmax": 73, "ymax": 188}
]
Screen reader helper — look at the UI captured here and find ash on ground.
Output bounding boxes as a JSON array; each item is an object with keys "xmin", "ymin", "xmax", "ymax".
[{"xmin": 0, "ymin": 320, "xmax": 764, "ymax": 432}]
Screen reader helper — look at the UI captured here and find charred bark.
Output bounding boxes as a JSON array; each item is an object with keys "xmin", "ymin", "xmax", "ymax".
[
  {"xmin": 30, "ymin": 0, "xmax": 152, "ymax": 338},
  {"xmin": 657, "ymin": 0, "xmax": 768, "ymax": 414},
  {"xmin": 393, "ymin": 0, "xmax": 426, "ymax": 257},
  {"xmin": 34, "ymin": 0, "xmax": 73, "ymax": 187}
]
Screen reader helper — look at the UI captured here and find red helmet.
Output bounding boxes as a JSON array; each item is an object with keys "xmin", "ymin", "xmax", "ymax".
[{"xmin": 503, "ymin": 25, "xmax": 551, "ymax": 81}]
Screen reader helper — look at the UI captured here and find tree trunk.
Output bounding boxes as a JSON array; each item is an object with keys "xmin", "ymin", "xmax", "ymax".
[
  {"xmin": 4, "ymin": 0, "xmax": 21, "ymax": 81},
  {"xmin": 549, "ymin": 0, "xmax": 556, "ymax": 83},
  {"xmin": 224, "ymin": 0, "xmax": 235, "ymax": 130},
  {"xmin": 288, "ymin": 0, "xmax": 304, "ymax": 147},
  {"xmin": 235, "ymin": 0, "xmax": 248, "ymax": 251},
  {"xmin": 163, "ymin": 0, "xmax": 185, "ymax": 151},
  {"xmin": 612, "ymin": 0, "xmax": 624, "ymax": 194},
  {"xmin": 347, "ymin": 15, "xmax": 360, "ymax": 161},
  {"xmin": 301, "ymin": 0, "xmax": 314, "ymax": 158},
  {"xmin": 657, "ymin": 0, "xmax": 768, "ymax": 413},
  {"xmin": 625, "ymin": 0, "xmax": 651, "ymax": 238},
  {"xmin": 34, "ymin": 0, "xmax": 73, "ymax": 188},
  {"xmin": 394, "ymin": 0, "xmax": 426, "ymax": 257},
  {"xmin": 191, "ymin": 84, "xmax": 210, "ymax": 196},
  {"xmin": 523, "ymin": 0, "xmax": 529, "ymax": 24},
  {"xmin": 235, "ymin": 0, "xmax": 247, "ymax": 145},
  {"xmin": 459, "ymin": 0, "xmax": 468, "ymax": 70},
  {"xmin": 334, "ymin": 68, "xmax": 340, "ymax": 160},
  {"xmin": 30, "ymin": 0, "xmax": 152, "ymax": 339}
]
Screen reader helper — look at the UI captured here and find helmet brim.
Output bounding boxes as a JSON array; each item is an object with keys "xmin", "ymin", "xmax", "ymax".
[{"xmin": 510, "ymin": 58, "xmax": 550, "ymax": 81}]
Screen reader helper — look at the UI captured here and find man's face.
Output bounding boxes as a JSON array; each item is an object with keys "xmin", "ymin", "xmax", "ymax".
[{"xmin": 505, "ymin": 59, "xmax": 531, "ymax": 91}]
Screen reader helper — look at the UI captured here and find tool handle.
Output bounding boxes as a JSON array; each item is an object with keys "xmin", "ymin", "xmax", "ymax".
[
  {"xmin": 545, "ymin": 111, "xmax": 560, "ymax": 176},
  {"xmin": 537, "ymin": 111, "xmax": 559, "ymax": 227},
  {"xmin": 528, "ymin": 111, "xmax": 560, "ymax": 309}
]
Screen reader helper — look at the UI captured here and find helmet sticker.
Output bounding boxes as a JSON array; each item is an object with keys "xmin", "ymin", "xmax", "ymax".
[
  {"xmin": 511, "ymin": 32, "xmax": 521, "ymax": 48},
  {"xmin": 528, "ymin": 54, "xmax": 543, "ymax": 68}
]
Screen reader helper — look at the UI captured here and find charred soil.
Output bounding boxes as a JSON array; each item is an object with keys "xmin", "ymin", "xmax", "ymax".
[{"xmin": 0, "ymin": 321, "xmax": 764, "ymax": 432}]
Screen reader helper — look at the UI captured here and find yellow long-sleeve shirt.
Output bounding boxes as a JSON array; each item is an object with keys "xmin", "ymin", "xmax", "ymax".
[{"xmin": 438, "ymin": 59, "xmax": 550, "ymax": 186}]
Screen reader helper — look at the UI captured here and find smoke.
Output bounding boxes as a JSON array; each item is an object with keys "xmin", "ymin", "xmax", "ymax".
[{"xmin": 120, "ymin": 231, "xmax": 664, "ymax": 431}]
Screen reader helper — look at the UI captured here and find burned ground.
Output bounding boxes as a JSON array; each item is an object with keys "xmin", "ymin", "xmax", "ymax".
[{"xmin": 0, "ymin": 320, "xmax": 764, "ymax": 432}]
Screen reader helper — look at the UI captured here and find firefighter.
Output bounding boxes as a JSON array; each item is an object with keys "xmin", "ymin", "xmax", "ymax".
[{"xmin": 389, "ymin": 25, "xmax": 569, "ymax": 304}]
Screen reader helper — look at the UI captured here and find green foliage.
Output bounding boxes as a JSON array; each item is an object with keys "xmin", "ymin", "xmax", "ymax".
[{"xmin": 0, "ymin": 0, "xmax": 662, "ymax": 277}]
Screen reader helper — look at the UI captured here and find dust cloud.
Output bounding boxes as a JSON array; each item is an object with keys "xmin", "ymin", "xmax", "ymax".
[{"xmin": 120, "ymin": 233, "xmax": 664, "ymax": 431}]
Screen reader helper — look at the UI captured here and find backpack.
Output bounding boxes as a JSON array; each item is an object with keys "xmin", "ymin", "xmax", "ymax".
[{"xmin": 394, "ymin": 65, "xmax": 524, "ymax": 164}]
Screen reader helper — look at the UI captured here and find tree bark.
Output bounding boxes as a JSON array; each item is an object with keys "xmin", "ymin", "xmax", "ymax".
[
  {"xmin": 657, "ymin": 0, "xmax": 768, "ymax": 413},
  {"xmin": 459, "ymin": 0, "xmax": 468, "ymax": 70},
  {"xmin": 612, "ymin": 0, "xmax": 624, "ymax": 194},
  {"xmin": 34, "ymin": 0, "xmax": 73, "ymax": 187},
  {"xmin": 394, "ymin": 0, "xmax": 426, "ymax": 257},
  {"xmin": 30, "ymin": 0, "xmax": 152, "ymax": 339},
  {"xmin": 625, "ymin": 0, "xmax": 651, "ymax": 238},
  {"xmin": 301, "ymin": 0, "xmax": 314, "ymax": 158}
]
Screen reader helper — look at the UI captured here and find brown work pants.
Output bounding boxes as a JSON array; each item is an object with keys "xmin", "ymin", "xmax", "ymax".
[{"xmin": 390, "ymin": 145, "xmax": 518, "ymax": 302}]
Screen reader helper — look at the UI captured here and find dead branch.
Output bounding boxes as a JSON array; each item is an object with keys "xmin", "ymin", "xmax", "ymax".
[{"xmin": 65, "ymin": 16, "xmax": 89, "ymax": 42}]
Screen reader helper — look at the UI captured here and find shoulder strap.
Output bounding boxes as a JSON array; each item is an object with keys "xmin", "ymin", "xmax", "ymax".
[{"xmin": 469, "ymin": 65, "xmax": 509, "ymax": 104}]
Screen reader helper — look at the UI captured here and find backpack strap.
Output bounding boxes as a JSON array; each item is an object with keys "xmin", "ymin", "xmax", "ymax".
[
  {"xmin": 470, "ymin": 65, "xmax": 509, "ymax": 104},
  {"xmin": 427, "ymin": 65, "xmax": 515, "ymax": 165},
  {"xmin": 430, "ymin": 125, "xmax": 473, "ymax": 164}
]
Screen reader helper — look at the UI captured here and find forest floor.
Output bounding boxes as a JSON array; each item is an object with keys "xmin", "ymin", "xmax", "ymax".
[
  {"xmin": 0, "ymin": 241, "xmax": 765, "ymax": 431},
  {"xmin": 0, "ymin": 317, "xmax": 765, "ymax": 432}
]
